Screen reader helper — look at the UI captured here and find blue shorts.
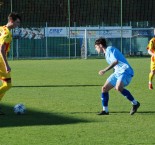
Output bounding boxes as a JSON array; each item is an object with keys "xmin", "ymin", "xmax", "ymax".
[{"xmin": 107, "ymin": 73, "xmax": 132, "ymax": 87}]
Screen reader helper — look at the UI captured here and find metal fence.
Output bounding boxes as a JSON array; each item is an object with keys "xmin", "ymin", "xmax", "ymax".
[
  {"xmin": 9, "ymin": 27, "xmax": 153, "ymax": 59},
  {"xmin": 0, "ymin": 0, "xmax": 155, "ymax": 59}
]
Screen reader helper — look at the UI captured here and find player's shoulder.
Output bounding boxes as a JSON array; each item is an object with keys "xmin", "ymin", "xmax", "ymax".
[
  {"xmin": 0, "ymin": 26, "xmax": 6, "ymax": 31},
  {"xmin": 107, "ymin": 46, "xmax": 114, "ymax": 51},
  {"xmin": 0, "ymin": 26, "xmax": 9, "ymax": 35},
  {"xmin": 0, "ymin": 26, "xmax": 4, "ymax": 33},
  {"xmin": 150, "ymin": 37, "xmax": 155, "ymax": 42},
  {"xmin": 0, "ymin": 26, "xmax": 4, "ymax": 37},
  {"xmin": 107, "ymin": 46, "xmax": 118, "ymax": 53}
]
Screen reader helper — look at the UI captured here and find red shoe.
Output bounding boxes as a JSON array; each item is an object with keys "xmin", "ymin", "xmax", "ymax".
[{"xmin": 149, "ymin": 83, "xmax": 153, "ymax": 90}]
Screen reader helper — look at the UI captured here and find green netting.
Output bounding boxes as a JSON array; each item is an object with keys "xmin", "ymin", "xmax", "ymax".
[{"xmin": 0, "ymin": 0, "xmax": 155, "ymax": 58}]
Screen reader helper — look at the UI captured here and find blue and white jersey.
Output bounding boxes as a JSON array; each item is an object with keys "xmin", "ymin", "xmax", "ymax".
[{"xmin": 105, "ymin": 46, "xmax": 134, "ymax": 76}]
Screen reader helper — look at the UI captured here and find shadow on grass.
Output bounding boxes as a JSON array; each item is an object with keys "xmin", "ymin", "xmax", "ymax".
[
  {"xmin": 13, "ymin": 84, "xmax": 101, "ymax": 88},
  {"xmin": 0, "ymin": 104, "xmax": 90, "ymax": 128},
  {"xmin": 110, "ymin": 111, "xmax": 155, "ymax": 114},
  {"xmin": 69, "ymin": 111, "xmax": 155, "ymax": 115}
]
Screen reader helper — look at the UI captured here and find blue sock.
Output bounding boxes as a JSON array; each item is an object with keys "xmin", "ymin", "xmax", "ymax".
[
  {"xmin": 121, "ymin": 89, "xmax": 134, "ymax": 101},
  {"xmin": 101, "ymin": 92, "xmax": 109, "ymax": 107}
]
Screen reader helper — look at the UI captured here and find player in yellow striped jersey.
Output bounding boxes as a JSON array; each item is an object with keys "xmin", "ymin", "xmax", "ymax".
[
  {"xmin": 0, "ymin": 12, "xmax": 21, "ymax": 114},
  {"xmin": 147, "ymin": 36, "xmax": 155, "ymax": 90}
]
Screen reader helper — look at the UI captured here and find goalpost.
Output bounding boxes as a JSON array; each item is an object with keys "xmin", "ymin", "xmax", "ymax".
[{"xmin": 81, "ymin": 29, "xmax": 88, "ymax": 59}]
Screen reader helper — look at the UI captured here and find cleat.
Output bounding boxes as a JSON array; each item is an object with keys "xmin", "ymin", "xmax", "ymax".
[
  {"xmin": 149, "ymin": 83, "xmax": 153, "ymax": 90},
  {"xmin": 130, "ymin": 101, "xmax": 140, "ymax": 115},
  {"xmin": 98, "ymin": 110, "xmax": 109, "ymax": 115}
]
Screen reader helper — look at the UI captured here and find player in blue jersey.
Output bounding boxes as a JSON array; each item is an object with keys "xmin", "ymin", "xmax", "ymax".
[{"xmin": 95, "ymin": 38, "xmax": 140, "ymax": 115}]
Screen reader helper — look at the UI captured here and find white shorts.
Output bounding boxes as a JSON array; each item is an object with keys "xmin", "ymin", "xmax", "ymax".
[{"xmin": 107, "ymin": 73, "xmax": 132, "ymax": 87}]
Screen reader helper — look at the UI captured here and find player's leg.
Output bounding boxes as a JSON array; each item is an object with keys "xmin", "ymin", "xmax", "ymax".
[
  {"xmin": 0, "ymin": 79, "xmax": 12, "ymax": 101},
  {"xmin": 0, "ymin": 79, "xmax": 12, "ymax": 115},
  {"xmin": 98, "ymin": 74, "xmax": 115, "ymax": 115},
  {"xmin": 116, "ymin": 81, "xmax": 137, "ymax": 103},
  {"xmin": 149, "ymin": 60, "xmax": 155, "ymax": 90},
  {"xmin": 0, "ymin": 62, "xmax": 12, "ymax": 114},
  {"xmin": 0, "ymin": 64, "xmax": 12, "ymax": 101},
  {"xmin": 115, "ymin": 74, "xmax": 140, "ymax": 115},
  {"xmin": 149, "ymin": 71, "xmax": 155, "ymax": 90}
]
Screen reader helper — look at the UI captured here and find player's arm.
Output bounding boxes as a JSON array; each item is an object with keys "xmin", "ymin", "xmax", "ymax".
[
  {"xmin": 147, "ymin": 40, "xmax": 155, "ymax": 56},
  {"xmin": 0, "ymin": 44, "xmax": 11, "ymax": 73},
  {"xmin": 99, "ymin": 60, "xmax": 118, "ymax": 75}
]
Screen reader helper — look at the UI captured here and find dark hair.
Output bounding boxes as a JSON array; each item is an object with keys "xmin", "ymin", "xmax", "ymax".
[
  {"xmin": 95, "ymin": 37, "xmax": 107, "ymax": 48},
  {"xmin": 8, "ymin": 12, "xmax": 21, "ymax": 22}
]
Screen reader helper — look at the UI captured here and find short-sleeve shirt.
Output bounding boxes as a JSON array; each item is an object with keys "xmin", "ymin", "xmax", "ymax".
[
  {"xmin": 147, "ymin": 37, "xmax": 155, "ymax": 52},
  {"xmin": 105, "ymin": 46, "xmax": 134, "ymax": 77},
  {"xmin": 0, "ymin": 25, "xmax": 12, "ymax": 55},
  {"xmin": 147, "ymin": 37, "xmax": 155, "ymax": 62}
]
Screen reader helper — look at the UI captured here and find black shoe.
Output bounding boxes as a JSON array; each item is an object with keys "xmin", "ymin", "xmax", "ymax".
[
  {"xmin": 98, "ymin": 111, "xmax": 109, "ymax": 115},
  {"xmin": 130, "ymin": 101, "xmax": 140, "ymax": 115}
]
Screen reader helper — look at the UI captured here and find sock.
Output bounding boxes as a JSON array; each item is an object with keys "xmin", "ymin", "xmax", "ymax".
[
  {"xmin": 131, "ymin": 100, "xmax": 138, "ymax": 105},
  {"xmin": 149, "ymin": 72, "xmax": 154, "ymax": 84},
  {"xmin": 121, "ymin": 89, "xmax": 134, "ymax": 102},
  {"xmin": 103, "ymin": 106, "xmax": 109, "ymax": 113},
  {"xmin": 101, "ymin": 92, "xmax": 109, "ymax": 112},
  {"xmin": 121, "ymin": 89, "xmax": 138, "ymax": 105}
]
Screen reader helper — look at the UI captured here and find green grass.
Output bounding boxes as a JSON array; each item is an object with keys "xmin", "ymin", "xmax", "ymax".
[{"xmin": 0, "ymin": 58, "xmax": 154, "ymax": 145}]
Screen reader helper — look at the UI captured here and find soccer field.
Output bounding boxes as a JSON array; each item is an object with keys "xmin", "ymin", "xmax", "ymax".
[{"xmin": 0, "ymin": 58, "xmax": 154, "ymax": 145}]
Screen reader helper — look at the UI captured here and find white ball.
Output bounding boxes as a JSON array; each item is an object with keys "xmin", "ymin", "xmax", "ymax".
[{"xmin": 14, "ymin": 104, "xmax": 26, "ymax": 115}]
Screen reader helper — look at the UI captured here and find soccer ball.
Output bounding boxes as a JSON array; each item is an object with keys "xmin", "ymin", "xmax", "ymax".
[{"xmin": 14, "ymin": 104, "xmax": 26, "ymax": 115}]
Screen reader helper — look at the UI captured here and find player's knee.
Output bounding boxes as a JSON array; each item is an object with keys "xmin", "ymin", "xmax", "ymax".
[
  {"xmin": 3, "ymin": 81, "xmax": 12, "ymax": 91},
  {"xmin": 115, "ymin": 86, "xmax": 123, "ymax": 92},
  {"xmin": 102, "ymin": 86, "xmax": 108, "ymax": 92},
  {"xmin": 115, "ymin": 87, "xmax": 120, "ymax": 92},
  {"xmin": 3, "ymin": 78, "xmax": 12, "ymax": 90}
]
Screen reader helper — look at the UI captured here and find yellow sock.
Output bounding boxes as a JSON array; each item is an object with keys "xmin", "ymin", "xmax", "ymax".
[{"xmin": 149, "ymin": 72, "xmax": 154, "ymax": 84}]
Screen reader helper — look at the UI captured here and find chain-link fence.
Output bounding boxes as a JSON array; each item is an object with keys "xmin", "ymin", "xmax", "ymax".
[{"xmin": 0, "ymin": 0, "xmax": 155, "ymax": 59}]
